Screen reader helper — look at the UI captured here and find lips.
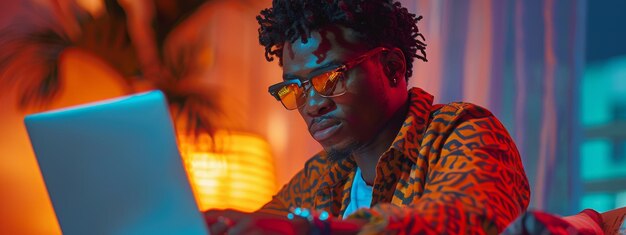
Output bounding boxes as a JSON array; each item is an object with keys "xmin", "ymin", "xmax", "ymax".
[{"xmin": 309, "ymin": 118, "xmax": 342, "ymax": 142}]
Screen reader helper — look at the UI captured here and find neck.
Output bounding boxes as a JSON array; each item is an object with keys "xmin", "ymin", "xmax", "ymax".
[{"xmin": 352, "ymin": 97, "xmax": 409, "ymax": 185}]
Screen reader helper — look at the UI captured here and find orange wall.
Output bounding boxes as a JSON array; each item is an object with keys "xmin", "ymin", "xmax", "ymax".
[
  {"xmin": 0, "ymin": 96, "xmax": 59, "ymax": 234},
  {"xmin": 0, "ymin": 1, "xmax": 321, "ymax": 233},
  {"xmin": 0, "ymin": 48, "xmax": 127, "ymax": 234}
]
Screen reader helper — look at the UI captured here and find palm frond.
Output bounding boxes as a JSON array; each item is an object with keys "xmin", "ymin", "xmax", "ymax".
[
  {"xmin": 0, "ymin": 26, "xmax": 71, "ymax": 110},
  {"xmin": 0, "ymin": 0, "xmax": 226, "ymax": 138},
  {"xmin": 161, "ymin": 33, "xmax": 224, "ymax": 138}
]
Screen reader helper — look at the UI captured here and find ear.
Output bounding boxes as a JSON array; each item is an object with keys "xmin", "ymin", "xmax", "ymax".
[{"xmin": 382, "ymin": 48, "xmax": 406, "ymax": 86}]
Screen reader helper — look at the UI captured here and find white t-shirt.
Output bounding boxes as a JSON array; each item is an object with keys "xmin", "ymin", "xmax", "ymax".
[{"xmin": 342, "ymin": 167, "xmax": 373, "ymax": 218}]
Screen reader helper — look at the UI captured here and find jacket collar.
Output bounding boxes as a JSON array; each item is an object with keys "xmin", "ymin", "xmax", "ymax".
[
  {"xmin": 389, "ymin": 87, "xmax": 434, "ymax": 163},
  {"xmin": 318, "ymin": 87, "xmax": 434, "ymax": 187}
]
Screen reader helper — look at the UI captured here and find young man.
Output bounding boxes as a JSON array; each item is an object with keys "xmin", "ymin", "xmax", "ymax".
[{"xmin": 205, "ymin": 0, "xmax": 530, "ymax": 234}]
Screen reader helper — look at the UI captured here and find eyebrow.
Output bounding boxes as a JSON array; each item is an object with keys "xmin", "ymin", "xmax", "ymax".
[{"xmin": 282, "ymin": 61, "xmax": 342, "ymax": 81}]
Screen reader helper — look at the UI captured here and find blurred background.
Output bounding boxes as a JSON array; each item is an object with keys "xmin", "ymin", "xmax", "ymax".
[{"xmin": 0, "ymin": 0, "xmax": 625, "ymax": 234}]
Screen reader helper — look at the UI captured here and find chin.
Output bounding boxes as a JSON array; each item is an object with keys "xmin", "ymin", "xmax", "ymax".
[{"xmin": 322, "ymin": 139, "xmax": 361, "ymax": 162}]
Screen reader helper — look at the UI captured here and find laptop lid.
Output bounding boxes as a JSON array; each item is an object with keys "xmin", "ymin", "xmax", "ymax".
[{"xmin": 24, "ymin": 91, "xmax": 208, "ymax": 235}]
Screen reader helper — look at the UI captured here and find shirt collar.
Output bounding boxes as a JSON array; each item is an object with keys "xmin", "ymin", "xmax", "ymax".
[{"xmin": 388, "ymin": 87, "xmax": 434, "ymax": 163}]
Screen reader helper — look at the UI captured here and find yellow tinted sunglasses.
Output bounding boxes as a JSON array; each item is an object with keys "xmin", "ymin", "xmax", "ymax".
[{"xmin": 268, "ymin": 47, "xmax": 388, "ymax": 110}]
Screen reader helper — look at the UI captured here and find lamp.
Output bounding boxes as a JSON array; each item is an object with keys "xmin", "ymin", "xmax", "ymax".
[{"xmin": 178, "ymin": 131, "xmax": 277, "ymax": 212}]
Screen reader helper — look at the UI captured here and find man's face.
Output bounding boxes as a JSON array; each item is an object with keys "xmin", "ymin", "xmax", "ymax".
[{"xmin": 281, "ymin": 26, "xmax": 400, "ymax": 157}]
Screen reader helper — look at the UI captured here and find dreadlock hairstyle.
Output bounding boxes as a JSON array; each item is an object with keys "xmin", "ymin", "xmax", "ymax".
[{"xmin": 256, "ymin": 0, "xmax": 427, "ymax": 81}]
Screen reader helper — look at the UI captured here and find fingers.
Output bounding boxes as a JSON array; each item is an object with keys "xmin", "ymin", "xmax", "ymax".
[
  {"xmin": 209, "ymin": 216, "xmax": 235, "ymax": 235},
  {"xmin": 223, "ymin": 216, "xmax": 253, "ymax": 235},
  {"xmin": 205, "ymin": 209, "xmax": 247, "ymax": 221},
  {"xmin": 205, "ymin": 209, "xmax": 247, "ymax": 234},
  {"xmin": 208, "ymin": 220, "xmax": 228, "ymax": 235},
  {"xmin": 227, "ymin": 217, "xmax": 297, "ymax": 235},
  {"xmin": 205, "ymin": 210, "xmax": 242, "ymax": 235},
  {"xmin": 205, "ymin": 210, "xmax": 302, "ymax": 235}
]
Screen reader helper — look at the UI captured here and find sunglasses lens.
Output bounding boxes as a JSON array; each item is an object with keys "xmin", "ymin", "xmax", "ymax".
[
  {"xmin": 312, "ymin": 70, "xmax": 345, "ymax": 96},
  {"xmin": 278, "ymin": 84, "xmax": 304, "ymax": 110},
  {"xmin": 271, "ymin": 68, "xmax": 346, "ymax": 110}
]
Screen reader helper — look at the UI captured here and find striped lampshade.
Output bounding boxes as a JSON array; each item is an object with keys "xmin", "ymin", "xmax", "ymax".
[{"xmin": 178, "ymin": 131, "xmax": 277, "ymax": 212}]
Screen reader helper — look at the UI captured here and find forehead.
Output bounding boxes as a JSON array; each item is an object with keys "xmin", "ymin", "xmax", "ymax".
[{"xmin": 281, "ymin": 26, "xmax": 367, "ymax": 77}]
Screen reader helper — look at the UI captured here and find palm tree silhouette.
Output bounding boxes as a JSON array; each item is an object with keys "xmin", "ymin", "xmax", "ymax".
[{"xmin": 0, "ymin": 0, "xmax": 225, "ymax": 137}]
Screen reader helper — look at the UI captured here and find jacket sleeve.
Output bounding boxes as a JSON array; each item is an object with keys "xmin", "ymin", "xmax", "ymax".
[
  {"xmin": 257, "ymin": 168, "xmax": 308, "ymax": 216},
  {"xmin": 348, "ymin": 105, "xmax": 531, "ymax": 234},
  {"xmin": 257, "ymin": 152, "xmax": 329, "ymax": 216}
]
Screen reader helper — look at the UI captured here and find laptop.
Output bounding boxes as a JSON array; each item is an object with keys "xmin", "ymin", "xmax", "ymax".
[{"xmin": 24, "ymin": 91, "xmax": 209, "ymax": 235}]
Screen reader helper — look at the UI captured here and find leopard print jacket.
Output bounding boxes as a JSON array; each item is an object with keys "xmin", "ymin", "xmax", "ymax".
[{"xmin": 259, "ymin": 87, "xmax": 530, "ymax": 234}]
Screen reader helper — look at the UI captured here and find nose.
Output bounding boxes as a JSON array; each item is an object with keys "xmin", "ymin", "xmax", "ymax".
[{"xmin": 302, "ymin": 85, "xmax": 334, "ymax": 117}]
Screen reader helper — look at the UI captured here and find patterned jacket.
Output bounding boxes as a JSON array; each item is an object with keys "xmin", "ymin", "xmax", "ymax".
[{"xmin": 259, "ymin": 87, "xmax": 530, "ymax": 234}]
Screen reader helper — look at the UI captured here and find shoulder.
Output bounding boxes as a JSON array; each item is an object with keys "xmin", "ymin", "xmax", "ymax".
[
  {"xmin": 425, "ymin": 102, "xmax": 507, "ymax": 139},
  {"xmin": 301, "ymin": 151, "xmax": 330, "ymax": 179},
  {"xmin": 430, "ymin": 102, "xmax": 494, "ymax": 121}
]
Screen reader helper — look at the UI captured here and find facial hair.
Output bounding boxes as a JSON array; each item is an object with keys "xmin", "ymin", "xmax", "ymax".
[{"xmin": 325, "ymin": 140, "xmax": 362, "ymax": 162}]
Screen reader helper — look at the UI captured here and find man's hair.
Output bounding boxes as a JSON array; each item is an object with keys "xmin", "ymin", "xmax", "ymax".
[{"xmin": 256, "ymin": 0, "xmax": 427, "ymax": 80}]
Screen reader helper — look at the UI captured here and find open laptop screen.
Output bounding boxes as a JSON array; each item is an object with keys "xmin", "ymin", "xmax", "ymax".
[{"xmin": 25, "ymin": 91, "xmax": 208, "ymax": 235}]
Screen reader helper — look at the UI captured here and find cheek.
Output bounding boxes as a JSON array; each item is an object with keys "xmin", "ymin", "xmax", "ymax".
[
  {"xmin": 335, "ymin": 69, "xmax": 390, "ymax": 129},
  {"xmin": 349, "ymin": 64, "xmax": 388, "ymax": 98},
  {"xmin": 297, "ymin": 106, "xmax": 311, "ymax": 124},
  {"xmin": 336, "ymin": 101, "xmax": 386, "ymax": 142},
  {"xmin": 344, "ymin": 67, "xmax": 388, "ymax": 109}
]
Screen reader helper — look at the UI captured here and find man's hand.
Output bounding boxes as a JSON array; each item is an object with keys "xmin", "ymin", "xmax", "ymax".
[
  {"xmin": 204, "ymin": 209, "xmax": 309, "ymax": 235},
  {"xmin": 204, "ymin": 209, "xmax": 366, "ymax": 235}
]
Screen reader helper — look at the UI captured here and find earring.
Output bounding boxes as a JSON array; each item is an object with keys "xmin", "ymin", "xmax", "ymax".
[{"xmin": 385, "ymin": 66, "xmax": 398, "ymax": 86}]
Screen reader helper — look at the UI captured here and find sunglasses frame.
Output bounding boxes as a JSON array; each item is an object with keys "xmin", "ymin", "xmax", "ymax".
[{"xmin": 268, "ymin": 47, "xmax": 389, "ymax": 110}]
